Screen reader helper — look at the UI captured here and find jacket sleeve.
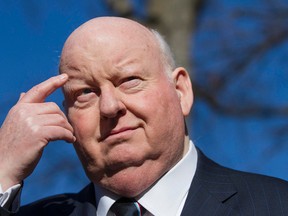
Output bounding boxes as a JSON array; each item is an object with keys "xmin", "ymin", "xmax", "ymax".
[{"xmin": 0, "ymin": 184, "xmax": 22, "ymax": 216}]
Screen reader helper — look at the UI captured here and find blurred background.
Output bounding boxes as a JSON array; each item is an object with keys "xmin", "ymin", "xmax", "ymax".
[{"xmin": 0, "ymin": 0, "xmax": 288, "ymax": 204}]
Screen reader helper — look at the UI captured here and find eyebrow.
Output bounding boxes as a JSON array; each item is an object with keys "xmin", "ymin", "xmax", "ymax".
[
  {"xmin": 62, "ymin": 82, "xmax": 75, "ymax": 97},
  {"xmin": 62, "ymin": 77, "xmax": 84, "ymax": 94}
]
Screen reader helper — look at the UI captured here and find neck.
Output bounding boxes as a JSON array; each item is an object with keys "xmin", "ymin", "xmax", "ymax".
[{"xmin": 182, "ymin": 135, "xmax": 190, "ymax": 157}]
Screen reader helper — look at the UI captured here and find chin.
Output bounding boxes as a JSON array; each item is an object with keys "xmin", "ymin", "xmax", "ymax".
[{"xmin": 98, "ymin": 165, "xmax": 159, "ymax": 197}]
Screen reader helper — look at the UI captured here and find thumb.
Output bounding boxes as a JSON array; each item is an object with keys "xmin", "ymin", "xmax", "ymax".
[{"xmin": 18, "ymin": 92, "xmax": 26, "ymax": 102}]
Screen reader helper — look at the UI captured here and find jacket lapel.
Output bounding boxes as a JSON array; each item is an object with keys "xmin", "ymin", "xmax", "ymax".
[{"xmin": 181, "ymin": 149, "xmax": 240, "ymax": 216}]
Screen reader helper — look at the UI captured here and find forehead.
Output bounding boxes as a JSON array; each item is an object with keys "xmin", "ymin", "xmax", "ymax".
[
  {"xmin": 60, "ymin": 20, "xmax": 162, "ymax": 76},
  {"xmin": 62, "ymin": 18, "xmax": 158, "ymax": 58}
]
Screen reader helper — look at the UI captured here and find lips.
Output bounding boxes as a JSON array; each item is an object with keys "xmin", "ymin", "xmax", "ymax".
[
  {"xmin": 110, "ymin": 127, "xmax": 135, "ymax": 135},
  {"xmin": 100, "ymin": 126, "xmax": 138, "ymax": 142}
]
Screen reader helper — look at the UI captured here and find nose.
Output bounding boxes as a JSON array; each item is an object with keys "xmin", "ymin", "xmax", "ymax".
[{"xmin": 99, "ymin": 87, "xmax": 126, "ymax": 119}]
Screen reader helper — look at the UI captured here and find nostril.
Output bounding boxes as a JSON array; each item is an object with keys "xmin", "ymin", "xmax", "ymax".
[
  {"xmin": 99, "ymin": 88, "xmax": 126, "ymax": 118},
  {"xmin": 99, "ymin": 99, "xmax": 126, "ymax": 119},
  {"xmin": 117, "ymin": 106, "xmax": 127, "ymax": 116}
]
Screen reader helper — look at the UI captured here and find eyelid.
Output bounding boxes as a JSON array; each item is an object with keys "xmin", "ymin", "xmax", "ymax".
[
  {"xmin": 118, "ymin": 76, "xmax": 143, "ymax": 92},
  {"xmin": 78, "ymin": 86, "xmax": 100, "ymax": 95},
  {"xmin": 124, "ymin": 76, "xmax": 139, "ymax": 81},
  {"xmin": 120, "ymin": 76, "xmax": 141, "ymax": 84},
  {"xmin": 66, "ymin": 87, "xmax": 97, "ymax": 103},
  {"xmin": 75, "ymin": 88, "xmax": 99, "ymax": 104}
]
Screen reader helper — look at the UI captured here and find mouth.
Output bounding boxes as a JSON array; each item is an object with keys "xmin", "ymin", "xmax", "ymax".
[
  {"xmin": 99, "ymin": 126, "xmax": 138, "ymax": 142},
  {"xmin": 110, "ymin": 127, "xmax": 136, "ymax": 135}
]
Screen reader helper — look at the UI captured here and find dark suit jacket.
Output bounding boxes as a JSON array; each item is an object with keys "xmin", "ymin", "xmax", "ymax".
[{"xmin": 3, "ymin": 149, "xmax": 288, "ymax": 216}]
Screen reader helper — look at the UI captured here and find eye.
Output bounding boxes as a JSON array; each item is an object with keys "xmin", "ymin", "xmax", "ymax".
[
  {"xmin": 75, "ymin": 88, "xmax": 99, "ymax": 103},
  {"xmin": 123, "ymin": 76, "xmax": 139, "ymax": 82},
  {"xmin": 119, "ymin": 76, "xmax": 142, "ymax": 89},
  {"xmin": 81, "ymin": 88, "xmax": 93, "ymax": 95}
]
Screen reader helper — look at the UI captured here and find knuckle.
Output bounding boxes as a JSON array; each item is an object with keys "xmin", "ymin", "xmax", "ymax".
[
  {"xmin": 47, "ymin": 102, "xmax": 59, "ymax": 110},
  {"xmin": 25, "ymin": 116, "xmax": 35, "ymax": 128},
  {"xmin": 32, "ymin": 85, "xmax": 46, "ymax": 97},
  {"xmin": 31, "ymin": 85, "xmax": 43, "ymax": 98},
  {"xmin": 58, "ymin": 116, "xmax": 67, "ymax": 125},
  {"xmin": 29, "ymin": 124, "xmax": 41, "ymax": 136}
]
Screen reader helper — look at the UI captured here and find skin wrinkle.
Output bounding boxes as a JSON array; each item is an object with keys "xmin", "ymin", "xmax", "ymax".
[{"xmin": 59, "ymin": 17, "xmax": 193, "ymax": 197}]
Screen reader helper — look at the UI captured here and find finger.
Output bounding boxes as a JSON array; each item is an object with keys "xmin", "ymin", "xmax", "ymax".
[
  {"xmin": 44, "ymin": 126, "xmax": 76, "ymax": 144},
  {"xmin": 33, "ymin": 114, "xmax": 74, "ymax": 132},
  {"xmin": 19, "ymin": 74, "xmax": 68, "ymax": 103},
  {"xmin": 31, "ymin": 102, "xmax": 68, "ymax": 121},
  {"xmin": 14, "ymin": 102, "xmax": 69, "ymax": 122}
]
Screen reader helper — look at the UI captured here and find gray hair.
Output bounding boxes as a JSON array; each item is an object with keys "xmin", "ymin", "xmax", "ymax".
[{"xmin": 150, "ymin": 29, "xmax": 176, "ymax": 77}]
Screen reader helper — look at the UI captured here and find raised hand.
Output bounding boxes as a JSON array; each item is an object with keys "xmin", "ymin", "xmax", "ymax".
[{"xmin": 0, "ymin": 74, "xmax": 76, "ymax": 191}]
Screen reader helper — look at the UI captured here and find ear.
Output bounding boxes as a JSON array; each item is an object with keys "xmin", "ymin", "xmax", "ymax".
[{"xmin": 172, "ymin": 67, "xmax": 193, "ymax": 116}]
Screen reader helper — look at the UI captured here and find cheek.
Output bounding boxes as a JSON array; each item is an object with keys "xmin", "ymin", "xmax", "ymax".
[
  {"xmin": 68, "ymin": 108, "xmax": 98, "ymax": 141},
  {"xmin": 137, "ymin": 87, "xmax": 184, "ymax": 148},
  {"xmin": 150, "ymin": 87, "xmax": 182, "ymax": 123},
  {"xmin": 68, "ymin": 108, "xmax": 104, "ymax": 173}
]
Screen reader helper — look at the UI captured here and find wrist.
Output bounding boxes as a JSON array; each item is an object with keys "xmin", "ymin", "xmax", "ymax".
[{"xmin": 0, "ymin": 174, "xmax": 21, "ymax": 192}]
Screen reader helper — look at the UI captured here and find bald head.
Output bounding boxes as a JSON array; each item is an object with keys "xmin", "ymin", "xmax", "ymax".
[
  {"xmin": 59, "ymin": 17, "xmax": 175, "ymax": 75},
  {"xmin": 63, "ymin": 17, "xmax": 153, "ymax": 49},
  {"xmin": 71, "ymin": 17, "xmax": 152, "ymax": 38}
]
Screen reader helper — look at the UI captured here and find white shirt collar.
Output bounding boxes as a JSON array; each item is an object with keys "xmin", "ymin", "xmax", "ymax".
[{"xmin": 95, "ymin": 140, "xmax": 198, "ymax": 216}]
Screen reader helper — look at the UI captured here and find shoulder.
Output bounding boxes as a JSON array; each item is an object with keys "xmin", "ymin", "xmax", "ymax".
[
  {"xmin": 17, "ymin": 183, "xmax": 96, "ymax": 216},
  {"xmin": 226, "ymin": 163, "xmax": 288, "ymax": 214},
  {"xmin": 17, "ymin": 193, "xmax": 77, "ymax": 216},
  {"xmin": 195, "ymin": 148, "xmax": 288, "ymax": 213},
  {"xmin": 196, "ymin": 147, "xmax": 288, "ymax": 188}
]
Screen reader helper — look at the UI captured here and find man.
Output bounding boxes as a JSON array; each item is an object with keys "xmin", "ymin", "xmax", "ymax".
[{"xmin": 0, "ymin": 17, "xmax": 287, "ymax": 216}]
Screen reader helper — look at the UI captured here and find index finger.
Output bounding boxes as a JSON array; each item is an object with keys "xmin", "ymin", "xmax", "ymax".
[{"xmin": 19, "ymin": 74, "xmax": 68, "ymax": 103}]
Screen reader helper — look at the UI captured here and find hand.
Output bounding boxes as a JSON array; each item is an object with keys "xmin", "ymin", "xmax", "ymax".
[{"xmin": 0, "ymin": 74, "xmax": 76, "ymax": 191}]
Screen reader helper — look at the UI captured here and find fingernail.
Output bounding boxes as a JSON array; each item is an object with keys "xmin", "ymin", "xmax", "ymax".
[{"xmin": 59, "ymin": 73, "xmax": 68, "ymax": 80}]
